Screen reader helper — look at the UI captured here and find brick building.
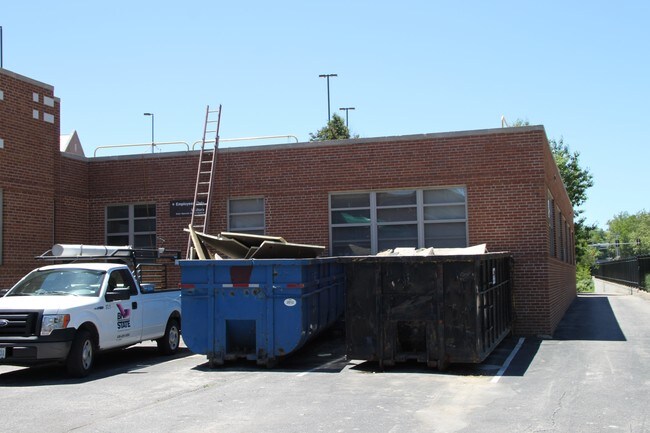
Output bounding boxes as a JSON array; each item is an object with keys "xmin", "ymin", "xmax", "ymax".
[{"xmin": 0, "ymin": 68, "xmax": 576, "ymax": 336}]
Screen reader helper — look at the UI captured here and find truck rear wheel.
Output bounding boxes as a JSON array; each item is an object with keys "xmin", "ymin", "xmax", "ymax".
[
  {"xmin": 66, "ymin": 329, "xmax": 94, "ymax": 377},
  {"xmin": 157, "ymin": 318, "xmax": 180, "ymax": 355}
]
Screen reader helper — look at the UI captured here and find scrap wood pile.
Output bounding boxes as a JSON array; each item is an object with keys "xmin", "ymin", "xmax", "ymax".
[{"xmin": 185, "ymin": 226, "xmax": 325, "ymax": 260}]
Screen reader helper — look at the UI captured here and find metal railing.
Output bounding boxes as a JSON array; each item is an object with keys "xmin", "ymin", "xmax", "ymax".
[
  {"xmin": 190, "ymin": 135, "xmax": 300, "ymax": 150},
  {"xmin": 94, "ymin": 141, "xmax": 190, "ymax": 157},
  {"xmin": 592, "ymin": 255, "xmax": 650, "ymax": 290},
  {"xmin": 92, "ymin": 135, "xmax": 301, "ymax": 157}
]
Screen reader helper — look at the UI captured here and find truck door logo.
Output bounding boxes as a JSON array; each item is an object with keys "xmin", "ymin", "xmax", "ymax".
[{"xmin": 117, "ymin": 303, "xmax": 131, "ymax": 330}]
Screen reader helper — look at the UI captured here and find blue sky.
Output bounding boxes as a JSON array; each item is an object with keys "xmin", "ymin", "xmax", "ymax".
[{"xmin": 2, "ymin": 1, "xmax": 648, "ymax": 229}]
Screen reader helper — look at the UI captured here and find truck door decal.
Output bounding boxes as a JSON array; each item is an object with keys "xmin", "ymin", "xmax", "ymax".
[{"xmin": 117, "ymin": 303, "xmax": 131, "ymax": 334}]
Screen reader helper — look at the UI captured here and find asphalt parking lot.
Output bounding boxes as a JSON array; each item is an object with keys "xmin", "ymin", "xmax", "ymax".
[{"xmin": 1, "ymin": 279, "xmax": 649, "ymax": 433}]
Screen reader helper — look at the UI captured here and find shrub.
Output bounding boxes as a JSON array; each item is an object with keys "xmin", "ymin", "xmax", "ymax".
[{"xmin": 576, "ymin": 263, "xmax": 595, "ymax": 293}]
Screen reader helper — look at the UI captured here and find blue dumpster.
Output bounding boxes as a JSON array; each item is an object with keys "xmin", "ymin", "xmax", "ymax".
[{"xmin": 179, "ymin": 258, "xmax": 344, "ymax": 367}]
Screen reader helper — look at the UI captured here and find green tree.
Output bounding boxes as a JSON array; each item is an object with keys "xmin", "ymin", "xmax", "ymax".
[
  {"xmin": 509, "ymin": 118, "xmax": 530, "ymax": 127},
  {"xmin": 549, "ymin": 138, "xmax": 594, "ymax": 219},
  {"xmin": 309, "ymin": 113, "xmax": 351, "ymax": 141},
  {"xmin": 605, "ymin": 211, "xmax": 650, "ymax": 257}
]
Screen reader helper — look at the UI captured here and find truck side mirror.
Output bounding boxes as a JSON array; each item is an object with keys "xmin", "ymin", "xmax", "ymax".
[{"xmin": 105, "ymin": 288, "xmax": 131, "ymax": 302}]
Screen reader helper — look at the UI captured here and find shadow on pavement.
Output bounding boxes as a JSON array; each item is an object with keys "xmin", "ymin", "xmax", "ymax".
[
  {"xmin": 170, "ymin": 294, "xmax": 629, "ymax": 377},
  {"xmin": 552, "ymin": 294, "xmax": 626, "ymax": 341},
  {"xmin": 191, "ymin": 321, "xmax": 349, "ymax": 374},
  {"xmin": 0, "ymin": 346, "xmax": 194, "ymax": 386}
]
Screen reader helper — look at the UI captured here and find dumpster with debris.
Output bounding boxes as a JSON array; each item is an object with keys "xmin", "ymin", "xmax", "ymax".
[
  {"xmin": 341, "ymin": 248, "xmax": 513, "ymax": 369},
  {"xmin": 179, "ymin": 257, "xmax": 344, "ymax": 367}
]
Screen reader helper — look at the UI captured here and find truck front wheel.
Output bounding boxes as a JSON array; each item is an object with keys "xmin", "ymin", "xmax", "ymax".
[
  {"xmin": 157, "ymin": 318, "xmax": 180, "ymax": 355},
  {"xmin": 66, "ymin": 329, "xmax": 94, "ymax": 377}
]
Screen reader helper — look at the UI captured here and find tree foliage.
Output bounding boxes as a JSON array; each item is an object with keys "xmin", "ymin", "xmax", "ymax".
[
  {"xmin": 309, "ymin": 113, "xmax": 351, "ymax": 141},
  {"xmin": 604, "ymin": 211, "xmax": 650, "ymax": 257},
  {"xmin": 509, "ymin": 118, "xmax": 530, "ymax": 127},
  {"xmin": 549, "ymin": 138, "xmax": 593, "ymax": 215}
]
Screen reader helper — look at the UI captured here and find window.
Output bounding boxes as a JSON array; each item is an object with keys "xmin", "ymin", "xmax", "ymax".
[
  {"xmin": 331, "ymin": 193, "xmax": 371, "ymax": 255},
  {"xmin": 106, "ymin": 204, "xmax": 156, "ymax": 249},
  {"xmin": 107, "ymin": 269, "xmax": 138, "ymax": 296},
  {"xmin": 548, "ymin": 192, "xmax": 555, "ymax": 257},
  {"xmin": 557, "ymin": 209, "xmax": 566, "ymax": 261},
  {"xmin": 228, "ymin": 198, "xmax": 265, "ymax": 235},
  {"xmin": 376, "ymin": 190, "xmax": 418, "ymax": 251},
  {"xmin": 330, "ymin": 187, "xmax": 467, "ymax": 255}
]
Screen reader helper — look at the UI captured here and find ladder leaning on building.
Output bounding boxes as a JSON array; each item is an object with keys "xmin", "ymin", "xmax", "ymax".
[{"xmin": 186, "ymin": 105, "xmax": 222, "ymax": 259}]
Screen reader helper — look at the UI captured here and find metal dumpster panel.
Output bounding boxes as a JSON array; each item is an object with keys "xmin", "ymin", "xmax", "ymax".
[
  {"xmin": 342, "ymin": 253, "xmax": 513, "ymax": 369},
  {"xmin": 179, "ymin": 258, "xmax": 344, "ymax": 367}
]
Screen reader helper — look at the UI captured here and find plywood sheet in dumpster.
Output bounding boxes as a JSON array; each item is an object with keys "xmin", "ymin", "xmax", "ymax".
[
  {"xmin": 184, "ymin": 230, "xmax": 249, "ymax": 259},
  {"xmin": 219, "ymin": 232, "xmax": 286, "ymax": 248}
]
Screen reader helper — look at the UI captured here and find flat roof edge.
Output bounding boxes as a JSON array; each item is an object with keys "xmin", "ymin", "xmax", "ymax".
[
  {"xmin": 219, "ymin": 125, "xmax": 547, "ymax": 153},
  {"xmin": 85, "ymin": 125, "xmax": 547, "ymax": 161},
  {"xmin": 0, "ymin": 68, "xmax": 55, "ymax": 91}
]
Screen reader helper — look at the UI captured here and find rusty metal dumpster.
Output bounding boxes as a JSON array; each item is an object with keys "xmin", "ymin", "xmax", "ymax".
[
  {"xmin": 179, "ymin": 258, "xmax": 344, "ymax": 367},
  {"xmin": 341, "ymin": 253, "xmax": 513, "ymax": 369}
]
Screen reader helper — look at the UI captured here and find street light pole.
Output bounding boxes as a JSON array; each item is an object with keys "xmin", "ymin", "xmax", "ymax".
[
  {"xmin": 318, "ymin": 73, "xmax": 337, "ymax": 121},
  {"xmin": 143, "ymin": 112, "xmax": 154, "ymax": 153},
  {"xmin": 339, "ymin": 107, "xmax": 355, "ymax": 127}
]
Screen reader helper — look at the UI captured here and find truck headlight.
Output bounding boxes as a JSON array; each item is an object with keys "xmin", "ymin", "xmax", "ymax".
[{"xmin": 41, "ymin": 314, "xmax": 71, "ymax": 336}]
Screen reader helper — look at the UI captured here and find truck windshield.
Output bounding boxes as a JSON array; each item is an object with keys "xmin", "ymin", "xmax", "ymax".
[{"xmin": 7, "ymin": 269, "xmax": 106, "ymax": 297}]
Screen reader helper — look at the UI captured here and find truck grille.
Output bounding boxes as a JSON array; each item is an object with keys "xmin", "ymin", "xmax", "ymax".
[{"xmin": 0, "ymin": 311, "xmax": 40, "ymax": 337}]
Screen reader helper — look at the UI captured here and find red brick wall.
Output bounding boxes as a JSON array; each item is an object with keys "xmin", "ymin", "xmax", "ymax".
[
  {"xmin": 83, "ymin": 127, "xmax": 575, "ymax": 335},
  {"xmin": 544, "ymin": 137, "xmax": 577, "ymax": 335},
  {"xmin": 0, "ymin": 70, "xmax": 60, "ymax": 288},
  {"xmin": 56, "ymin": 154, "xmax": 90, "ymax": 244}
]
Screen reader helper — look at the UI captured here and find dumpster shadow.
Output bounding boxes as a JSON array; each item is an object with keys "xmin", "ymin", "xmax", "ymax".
[
  {"xmin": 191, "ymin": 322, "xmax": 350, "ymax": 374},
  {"xmin": 552, "ymin": 294, "xmax": 626, "ymax": 341},
  {"xmin": 349, "ymin": 294, "xmax": 626, "ymax": 377}
]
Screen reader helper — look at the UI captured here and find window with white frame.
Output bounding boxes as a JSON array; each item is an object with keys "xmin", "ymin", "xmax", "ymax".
[
  {"xmin": 106, "ymin": 204, "xmax": 156, "ymax": 248},
  {"xmin": 330, "ymin": 187, "xmax": 467, "ymax": 255},
  {"xmin": 228, "ymin": 197, "xmax": 265, "ymax": 235}
]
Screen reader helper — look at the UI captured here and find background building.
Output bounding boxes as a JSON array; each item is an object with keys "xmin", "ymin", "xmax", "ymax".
[{"xmin": 0, "ymin": 68, "xmax": 576, "ymax": 336}]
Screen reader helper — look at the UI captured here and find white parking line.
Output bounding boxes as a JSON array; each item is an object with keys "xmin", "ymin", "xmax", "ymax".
[{"xmin": 490, "ymin": 337, "xmax": 525, "ymax": 383}]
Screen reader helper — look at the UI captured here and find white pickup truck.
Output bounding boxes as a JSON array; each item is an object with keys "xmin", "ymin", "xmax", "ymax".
[{"xmin": 0, "ymin": 246, "xmax": 181, "ymax": 377}]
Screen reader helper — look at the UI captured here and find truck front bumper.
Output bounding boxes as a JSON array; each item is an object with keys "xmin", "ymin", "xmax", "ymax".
[{"xmin": 0, "ymin": 329, "xmax": 76, "ymax": 366}]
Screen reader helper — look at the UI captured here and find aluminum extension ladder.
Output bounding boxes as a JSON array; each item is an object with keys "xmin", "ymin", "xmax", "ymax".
[{"xmin": 186, "ymin": 105, "xmax": 222, "ymax": 259}]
